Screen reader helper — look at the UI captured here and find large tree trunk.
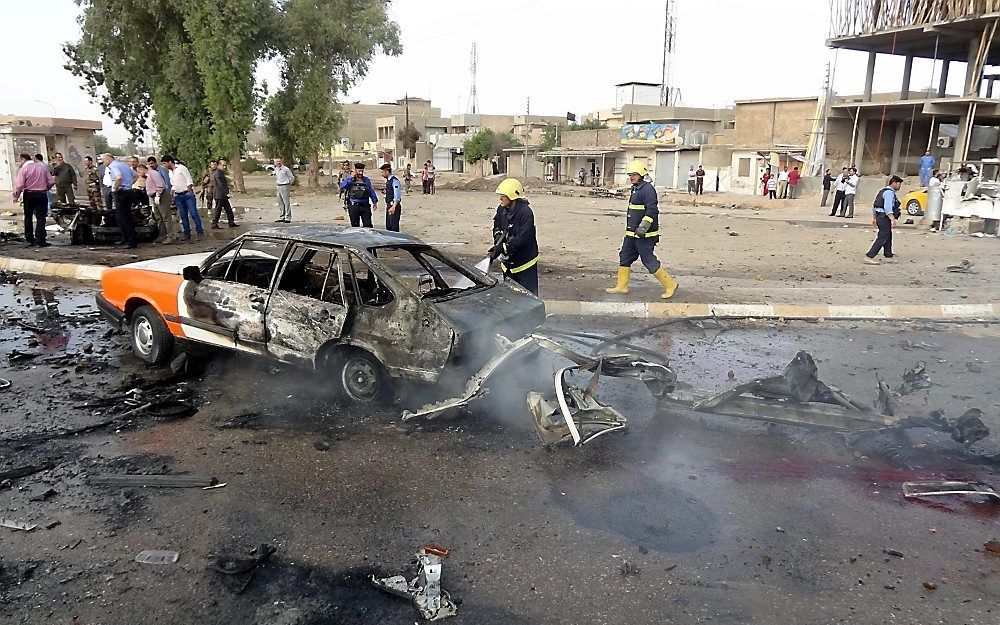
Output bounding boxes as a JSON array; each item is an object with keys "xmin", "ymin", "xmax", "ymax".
[
  {"xmin": 230, "ymin": 143, "xmax": 245, "ymax": 192},
  {"xmin": 309, "ymin": 147, "xmax": 320, "ymax": 188}
]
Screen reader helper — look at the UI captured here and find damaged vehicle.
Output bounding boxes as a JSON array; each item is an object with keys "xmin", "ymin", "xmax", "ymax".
[{"xmin": 96, "ymin": 226, "xmax": 545, "ymax": 402}]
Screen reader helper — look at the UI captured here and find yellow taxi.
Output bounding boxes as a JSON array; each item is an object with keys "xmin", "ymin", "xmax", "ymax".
[{"xmin": 901, "ymin": 187, "xmax": 926, "ymax": 216}]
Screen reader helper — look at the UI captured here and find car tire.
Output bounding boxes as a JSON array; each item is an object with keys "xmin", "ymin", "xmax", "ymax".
[
  {"xmin": 333, "ymin": 349, "xmax": 391, "ymax": 404},
  {"xmin": 130, "ymin": 305, "xmax": 174, "ymax": 366},
  {"xmin": 906, "ymin": 199, "xmax": 923, "ymax": 216}
]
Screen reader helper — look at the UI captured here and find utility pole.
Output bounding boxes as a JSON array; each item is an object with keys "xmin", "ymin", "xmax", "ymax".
[
  {"xmin": 468, "ymin": 43, "xmax": 479, "ymax": 114},
  {"xmin": 660, "ymin": 0, "xmax": 677, "ymax": 106},
  {"xmin": 523, "ymin": 97, "xmax": 530, "ymax": 179}
]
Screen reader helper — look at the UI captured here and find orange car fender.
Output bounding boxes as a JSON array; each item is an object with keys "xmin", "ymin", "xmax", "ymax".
[{"xmin": 102, "ymin": 268, "xmax": 185, "ymax": 337}]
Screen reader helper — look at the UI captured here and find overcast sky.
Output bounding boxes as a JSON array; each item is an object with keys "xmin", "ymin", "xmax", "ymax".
[{"xmin": 1, "ymin": 0, "xmax": 964, "ymax": 145}]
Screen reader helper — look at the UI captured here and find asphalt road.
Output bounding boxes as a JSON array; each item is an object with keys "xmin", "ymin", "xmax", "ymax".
[{"xmin": 1, "ymin": 277, "xmax": 998, "ymax": 625}]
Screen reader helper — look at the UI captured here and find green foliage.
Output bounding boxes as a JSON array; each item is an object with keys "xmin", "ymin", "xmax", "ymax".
[
  {"xmin": 241, "ymin": 157, "xmax": 262, "ymax": 173},
  {"xmin": 463, "ymin": 129, "xmax": 521, "ymax": 163},
  {"xmin": 565, "ymin": 119, "xmax": 609, "ymax": 131},
  {"xmin": 538, "ymin": 125, "xmax": 563, "ymax": 154},
  {"xmin": 397, "ymin": 123, "xmax": 421, "ymax": 160},
  {"xmin": 93, "ymin": 133, "xmax": 124, "ymax": 156},
  {"xmin": 262, "ymin": 0, "xmax": 401, "ymax": 187}
]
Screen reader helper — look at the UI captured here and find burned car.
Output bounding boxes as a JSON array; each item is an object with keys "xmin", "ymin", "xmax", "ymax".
[
  {"xmin": 97, "ymin": 226, "xmax": 546, "ymax": 402},
  {"xmin": 51, "ymin": 198, "xmax": 159, "ymax": 245}
]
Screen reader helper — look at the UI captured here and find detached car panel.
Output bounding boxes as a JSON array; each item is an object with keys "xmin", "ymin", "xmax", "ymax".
[{"xmin": 97, "ymin": 226, "xmax": 546, "ymax": 396}]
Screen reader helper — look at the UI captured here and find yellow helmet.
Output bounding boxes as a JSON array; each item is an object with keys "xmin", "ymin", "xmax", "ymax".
[
  {"xmin": 626, "ymin": 160, "xmax": 648, "ymax": 177},
  {"xmin": 495, "ymin": 178, "xmax": 525, "ymax": 200}
]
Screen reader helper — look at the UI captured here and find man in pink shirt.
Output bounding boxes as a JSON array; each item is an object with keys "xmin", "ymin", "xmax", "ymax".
[
  {"xmin": 787, "ymin": 166, "xmax": 801, "ymax": 199},
  {"xmin": 11, "ymin": 152, "xmax": 55, "ymax": 247},
  {"xmin": 139, "ymin": 163, "xmax": 175, "ymax": 243}
]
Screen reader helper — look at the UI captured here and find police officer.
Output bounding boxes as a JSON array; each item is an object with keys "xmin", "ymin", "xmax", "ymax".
[
  {"xmin": 864, "ymin": 175, "xmax": 902, "ymax": 265},
  {"xmin": 339, "ymin": 162, "xmax": 378, "ymax": 227},
  {"xmin": 605, "ymin": 160, "xmax": 678, "ymax": 299},
  {"xmin": 489, "ymin": 179, "xmax": 539, "ymax": 295},
  {"xmin": 379, "ymin": 163, "xmax": 402, "ymax": 231}
]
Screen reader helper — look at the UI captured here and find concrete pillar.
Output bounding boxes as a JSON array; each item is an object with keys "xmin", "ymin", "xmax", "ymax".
[
  {"xmin": 966, "ymin": 38, "xmax": 982, "ymax": 96},
  {"xmin": 890, "ymin": 122, "xmax": 905, "ymax": 174},
  {"xmin": 854, "ymin": 118, "xmax": 869, "ymax": 171},
  {"xmin": 863, "ymin": 51, "xmax": 877, "ymax": 102},
  {"xmin": 954, "ymin": 113, "xmax": 971, "ymax": 163},
  {"xmin": 938, "ymin": 60, "xmax": 950, "ymax": 97},
  {"xmin": 900, "ymin": 55, "xmax": 914, "ymax": 100},
  {"xmin": 988, "ymin": 78, "xmax": 996, "ymax": 98}
]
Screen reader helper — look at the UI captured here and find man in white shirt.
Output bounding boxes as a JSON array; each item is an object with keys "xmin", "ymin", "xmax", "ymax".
[
  {"xmin": 829, "ymin": 167, "xmax": 849, "ymax": 216},
  {"xmin": 162, "ymin": 155, "xmax": 204, "ymax": 241},
  {"xmin": 273, "ymin": 157, "xmax": 294, "ymax": 223},
  {"xmin": 841, "ymin": 167, "xmax": 859, "ymax": 218},
  {"xmin": 777, "ymin": 166, "xmax": 790, "ymax": 199}
]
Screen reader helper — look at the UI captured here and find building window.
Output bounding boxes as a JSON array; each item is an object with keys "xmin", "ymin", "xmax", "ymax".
[{"xmin": 738, "ymin": 158, "xmax": 751, "ymax": 178}]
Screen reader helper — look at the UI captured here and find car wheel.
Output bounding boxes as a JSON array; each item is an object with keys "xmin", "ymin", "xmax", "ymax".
[
  {"xmin": 906, "ymin": 199, "xmax": 923, "ymax": 216},
  {"xmin": 130, "ymin": 305, "xmax": 174, "ymax": 365},
  {"xmin": 336, "ymin": 349, "xmax": 390, "ymax": 404}
]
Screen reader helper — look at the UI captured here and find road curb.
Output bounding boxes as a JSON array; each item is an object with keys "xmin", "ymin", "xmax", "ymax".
[
  {"xmin": 0, "ymin": 256, "xmax": 106, "ymax": 282},
  {"xmin": 3, "ymin": 255, "xmax": 997, "ymax": 322}
]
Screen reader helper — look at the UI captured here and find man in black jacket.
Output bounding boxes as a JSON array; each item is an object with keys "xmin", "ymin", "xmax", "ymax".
[
  {"xmin": 489, "ymin": 178, "xmax": 539, "ymax": 295},
  {"xmin": 211, "ymin": 159, "xmax": 237, "ymax": 229}
]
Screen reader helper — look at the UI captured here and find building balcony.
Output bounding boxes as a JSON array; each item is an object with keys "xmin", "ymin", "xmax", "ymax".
[{"xmin": 831, "ymin": 0, "xmax": 1000, "ymax": 38}]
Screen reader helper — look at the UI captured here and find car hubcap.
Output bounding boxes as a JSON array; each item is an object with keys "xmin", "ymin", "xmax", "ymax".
[
  {"xmin": 134, "ymin": 317, "xmax": 154, "ymax": 356},
  {"xmin": 343, "ymin": 357, "xmax": 378, "ymax": 401}
]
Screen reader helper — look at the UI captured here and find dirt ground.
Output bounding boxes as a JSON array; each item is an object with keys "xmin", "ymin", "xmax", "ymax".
[
  {"xmin": 1, "ymin": 277, "xmax": 999, "ymax": 624},
  {"xmin": 2, "ymin": 172, "xmax": 998, "ymax": 305}
]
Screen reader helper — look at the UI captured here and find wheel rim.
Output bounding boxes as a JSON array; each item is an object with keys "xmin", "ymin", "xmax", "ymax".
[
  {"xmin": 342, "ymin": 356, "xmax": 379, "ymax": 401},
  {"xmin": 133, "ymin": 316, "xmax": 154, "ymax": 356},
  {"xmin": 907, "ymin": 201, "xmax": 921, "ymax": 215}
]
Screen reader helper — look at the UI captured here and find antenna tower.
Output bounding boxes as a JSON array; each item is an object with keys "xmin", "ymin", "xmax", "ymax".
[
  {"xmin": 468, "ymin": 43, "xmax": 479, "ymax": 114},
  {"xmin": 660, "ymin": 0, "xmax": 677, "ymax": 106}
]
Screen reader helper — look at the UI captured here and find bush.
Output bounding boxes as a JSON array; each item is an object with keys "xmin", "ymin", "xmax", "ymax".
[{"xmin": 241, "ymin": 157, "xmax": 262, "ymax": 173}]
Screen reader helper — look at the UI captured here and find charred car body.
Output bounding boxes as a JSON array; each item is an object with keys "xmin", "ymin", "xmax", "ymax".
[
  {"xmin": 97, "ymin": 226, "xmax": 546, "ymax": 402},
  {"xmin": 51, "ymin": 198, "xmax": 159, "ymax": 245}
]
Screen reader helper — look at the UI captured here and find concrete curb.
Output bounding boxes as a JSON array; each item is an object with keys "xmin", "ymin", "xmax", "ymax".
[{"xmin": 2, "ymin": 255, "xmax": 998, "ymax": 322}]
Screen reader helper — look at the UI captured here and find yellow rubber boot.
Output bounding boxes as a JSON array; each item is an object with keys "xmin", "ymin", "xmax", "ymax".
[
  {"xmin": 653, "ymin": 267, "xmax": 678, "ymax": 299},
  {"xmin": 604, "ymin": 266, "xmax": 631, "ymax": 294}
]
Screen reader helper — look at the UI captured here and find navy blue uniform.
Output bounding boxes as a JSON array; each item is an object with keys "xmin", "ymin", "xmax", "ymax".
[
  {"xmin": 492, "ymin": 199, "xmax": 539, "ymax": 295},
  {"xmin": 340, "ymin": 175, "xmax": 378, "ymax": 227},
  {"xmin": 383, "ymin": 174, "xmax": 402, "ymax": 231},
  {"xmin": 618, "ymin": 179, "xmax": 661, "ymax": 273}
]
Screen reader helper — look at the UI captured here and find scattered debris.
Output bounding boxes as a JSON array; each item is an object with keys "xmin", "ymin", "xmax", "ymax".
[
  {"xmin": 211, "ymin": 543, "xmax": 276, "ymax": 594},
  {"xmin": 885, "ymin": 409, "xmax": 990, "ymax": 445},
  {"xmin": 372, "ymin": 547, "xmax": 458, "ymax": 621},
  {"xmin": 875, "ymin": 373, "xmax": 898, "ymax": 417},
  {"xmin": 899, "ymin": 340, "xmax": 943, "ymax": 351},
  {"xmin": 984, "ymin": 540, "xmax": 1000, "ymax": 556},
  {"xmin": 313, "ymin": 440, "xmax": 331, "ymax": 451},
  {"xmin": 135, "ymin": 550, "xmax": 179, "ymax": 564},
  {"xmin": 883, "ymin": 548, "xmax": 905, "ymax": 558},
  {"xmin": 0, "ymin": 463, "xmax": 56, "ymax": 482},
  {"xmin": 202, "ymin": 483, "xmax": 227, "ymax": 490},
  {"xmin": 1, "ymin": 518, "xmax": 38, "ymax": 532},
  {"xmin": 619, "ymin": 561, "xmax": 642, "ymax": 577},
  {"xmin": 528, "ymin": 365, "xmax": 629, "ymax": 447},
  {"xmin": 897, "ymin": 362, "xmax": 932, "ymax": 395},
  {"xmin": 946, "ymin": 259, "xmax": 975, "ymax": 273},
  {"xmin": 89, "ymin": 474, "xmax": 219, "ymax": 488},
  {"xmin": 922, "ymin": 581, "xmax": 938, "ymax": 591},
  {"xmin": 902, "ymin": 481, "xmax": 999, "ymax": 502},
  {"xmin": 0, "ymin": 378, "xmax": 10, "ymax": 390},
  {"xmin": 727, "ymin": 231, "xmax": 739, "ymax": 236}
]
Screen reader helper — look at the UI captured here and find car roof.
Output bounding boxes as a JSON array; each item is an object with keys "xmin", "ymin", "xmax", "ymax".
[{"xmin": 243, "ymin": 225, "xmax": 428, "ymax": 249}]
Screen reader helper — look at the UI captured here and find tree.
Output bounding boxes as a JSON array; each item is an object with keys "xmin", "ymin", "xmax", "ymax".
[
  {"xmin": 93, "ymin": 133, "xmax": 123, "ymax": 156},
  {"xmin": 538, "ymin": 125, "xmax": 563, "ymax": 158},
  {"xmin": 65, "ymin": 0, "xmax": 281, "ymax": 191},
  {"xmin": 262, "ymin": 0, "xmax": 401, "ymax": 187},
  {"xmin": 566, "ymin": 119, "xmax": 609, "ymax": 131},
  {"xmin": 397, "ymin": 123, "xmax": 421, "ymax": 161},
  {"xmin": 463, "ymin": 129, "xmax": 521, "ymax": 176}
]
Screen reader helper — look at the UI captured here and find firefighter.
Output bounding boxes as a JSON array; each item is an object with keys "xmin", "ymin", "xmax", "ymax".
[
  {"xmin": 605, "ymin": 160, "xmax": 678, "ymax": 298},
  {"xmin": 489, "ymin": 178, "xmax": 539, "ymax": 295}
]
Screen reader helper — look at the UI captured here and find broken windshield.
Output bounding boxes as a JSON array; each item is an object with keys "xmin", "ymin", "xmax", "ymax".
[{"xmin": 371, "ymin": 246, "xmax": 493, "ymax": 299}]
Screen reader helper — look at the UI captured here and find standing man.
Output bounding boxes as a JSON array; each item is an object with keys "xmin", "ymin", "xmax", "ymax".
[
  {"xmin": 201, "ymin": 160, "xmax": 217, "ymax": 212},
  {"xmin": 404, "ymin": 163, "xmax": 413, "ymax": 194},
  {"xmin": 340, "ymin": 162, "xmax": 378, "ymax": 227},
  {"xmin": 163, "ymin": 155, "xmax": 204, "ymax": 241},
  {"xmin": 841, "ymin": 167, "xmax": 859, "ymax": 217},
  {"xmin": 147, "ymin": 156, "xmax": 170, "ymax": 191},
  {"xmin": 489, "ymin": 179, "xmax": 539, "ymax": 295},
  {"xmin": 102, "ymin": 153, "xmax": 138, "ymax": 248},
  {"xmin": 274, "ymin": 157, "xmax": 294, "ymax": 223},
  {"xmin": 50, "ymin": 152, "xmax": 78, "ymax": 204},
  {"xmin": 595, "ymin": 165, "xmax": 602, "ymax": 186},
  {"xmin": 83, "ymin": 156, "xmax": 103, "ymax": 210},
  {"xmin": 421, "ymin": 162, "xmax": 431, "ymax": 194},
  {"xmin": 830, "ymin": 167, "xmax": 849, "ymax": 216},
  {"xmin": 777, "ymin": 166, "xmax": 790, "ymax": 199},
  {"xmin": 787, "ymin": 166, "xmax": 801, "ymax": 199},
  {"xmin": 604, "ymin": 160, "xmax": 678, "ymax": 299},
  {"xmin": 919, "ymin": 150, "xmax": 935, "ymax": 186},
  {"xmin": 820, "ymin": 168, "xmax": 834, "ymax": 208},
  {"xmin": 379, "ymin": 163, "xmax": 403, "ymax": 231},
  {"xmin": 695, "ymin": 164, "xmax": 706, "ymax": 195},
  {"xmin": 686, "ymin": 165, "xmax": 696, "ymax": 194},
  {"xmin": 865, "ymin": 175, "xmax": 902, "ymax": 264},
  {"xmin": 211, "ymin": 159, "xmax": 237, "ymax": 229},
  {"xmin": 578, "ymin": 167, "xmax": 586, "ymax": 185},
  {"xmin": 142, "ymin": 162, "xmax": 174, "ymax": 244},
  {"xmin": 427, "ymin": 161, "xmax": 436, "ymax": 194},
  {"xmin": 11, "ymin": 153, "xmax": 54, "ymax": 247}
]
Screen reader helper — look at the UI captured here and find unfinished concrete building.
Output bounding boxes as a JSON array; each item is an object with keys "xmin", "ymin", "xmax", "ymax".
[{"xmin": 827, "ymin": 0, "xmax": 1000, "ymax": 176}]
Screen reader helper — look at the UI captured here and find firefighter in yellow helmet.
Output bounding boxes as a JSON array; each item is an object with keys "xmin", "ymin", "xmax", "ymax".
[
  {"xmin": 489, "ymin": 178, "xmax": 539, "ymax": 295},
  {"xmin": 605, "ymin": 160, "xmax": 678, "ymax": 298}
]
